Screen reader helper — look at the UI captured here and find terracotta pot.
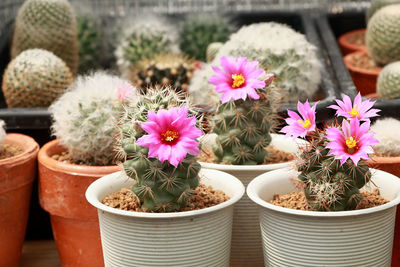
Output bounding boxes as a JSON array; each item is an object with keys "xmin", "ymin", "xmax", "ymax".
[
  {"xmin": 338, "ymin": 29, "xmax": 367, "ymax": 56},
  {"xmin": 38, "ymin": 140, "xmax": 120, "ymax": 267},
  {"xmin": 0, "ymin": 133, "xmax": 39, "ymax": 267},
  {"xmin": 368, "ymin": 156, "xmax": 400, "ymax": 267},
  {"xmin": 344, "ymin": 50, "xmax": 382, "ymax": 96},
  {"xmin": 366, "ymin": 92, "xmax": 378, "ymax": 99}
]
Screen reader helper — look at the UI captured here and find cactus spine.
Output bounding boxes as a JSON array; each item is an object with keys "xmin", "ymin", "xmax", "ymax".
[
  {"xmin": 297, "ymin": 130, "xmax": 372, "ymax": 211},
  {"xmin": 366, "ymin": 4, "xmax": 400, "ymax": 65},
  {"xmin": 11, "ymin": 0, "xmax": 79, "ymax": 75},
  {"xmin": 50, "ymin": 72, "xmax": 137, "ymax": 166},
  {"xmin": 377, "ymin": 61, "xmax": 400, "ymax": 98},
  {"xmin": 117, "ymin": 87, "xmax": 202, "ymax": 212},
  {"xmin": 371, "ymin": 118, "xmax": 400, "ymax": 156},
  {"xmin": 2, "ymin": 49, "xmax": 73, "ymax": 107}
]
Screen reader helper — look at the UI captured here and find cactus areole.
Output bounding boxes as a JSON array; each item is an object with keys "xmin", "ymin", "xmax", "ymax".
[{"xmin": 280, "ymin": 93, "xmax": 381, "ymax": 211}]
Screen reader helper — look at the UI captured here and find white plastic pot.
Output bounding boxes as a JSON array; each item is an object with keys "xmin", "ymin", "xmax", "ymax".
[
  {"xmin": 247, "ymin": 168, "xmax": 400, "ymax": 267},
  {"xmin": 200, "ymin": 133, "xmax": 306, "ymax": 267},
  {"xmin": 86, "ymin": 169, "xmax": 244, "ymax": 267}
]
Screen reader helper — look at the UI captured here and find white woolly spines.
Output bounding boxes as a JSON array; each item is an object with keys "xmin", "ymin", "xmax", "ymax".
[
  {"xmin": 0, "ymin": 120, "xmax": 6, "ymax": 145},
  {"xmin": 188, "ymin": 64, "xmax": 221, "ymax": 106},
  {"xmin": 371, "ymin": 118, "xmax": 400, "ymax": 156},
  {"xmin": 50, "ymin": 72, "xmax": 137, "ymax": 165},
  {"xmin": 188, "ymin": 22, "xmax": 322, "ymax": 105},
  {"xmin": 115, "ymin": 15, "xmax": 179, "ymax": 79}
]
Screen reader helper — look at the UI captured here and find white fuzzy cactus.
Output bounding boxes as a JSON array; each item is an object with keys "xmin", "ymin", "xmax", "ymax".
[
  {"xmin": 115, "ymin": 15, "xmax": 180, "ymax": 79},
  {"xmin": 188, "ymin": 22, "xmax": 322, "ymax": 105},
  {"xmin": 50, "ymin": 72, "xmax": 137, "ymax": 165},
  {"xmin": 371, "ymin": 118, "xmax": 400, "ymax": 156},
  {"xmin": 0, "ymin": 120, "xmax": 6, "ymax": 145}
]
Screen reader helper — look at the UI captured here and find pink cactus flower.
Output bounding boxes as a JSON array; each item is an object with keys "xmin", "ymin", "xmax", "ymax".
[
  {"xmin": 328, "ymin": 93, "xmax": 380, "ymax": 121},
  {"xmin": 326, "ymin": 119, "xmax": 378, "ymax": 165},
  {"xmin": 136, "ymin": 106, "xmax": 203, "ymax": 167},
  {"xmin": 117, "ymin": 82, "xmax": 135, "ymax": 102},
  {"xmin": 209, "ymin": 56, "xmax": 267, "ymax": 103},
  {"xmin": 280, "ymin": 100, "xmax": 318, "ymax": 139}
]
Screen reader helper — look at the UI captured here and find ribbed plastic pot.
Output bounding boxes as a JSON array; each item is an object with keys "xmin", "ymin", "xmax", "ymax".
[
  {"xmin": 338, "ymin": 28, "xmax": 367, "ymax": 55},
  {"xmin": 199, "ymin": 133, "xmax": 307, "ymax": 267},
  {"xmin": 0, "ymin": 133, "xmax": 39, "ymax": 267},
  {"xmin": 86, "ymin": 169, "xmax": 244, "ymax": 267},
  {"xmin": 38, "ymin": 139, "xmax": 120, "ymax": 267},
  {"xmin": 247, "ymin": 168, "xmax": 400, "ymax": 267},
  {"xmin": 344, "ymin": 50, "xmax": 381, "ymax": 96}
]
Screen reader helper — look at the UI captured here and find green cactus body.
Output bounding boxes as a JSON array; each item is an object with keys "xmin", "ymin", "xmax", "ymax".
[
  {"xmin": 50, "ymin": 72, "xmax": 136, "ymax": 166},
  {"xmin": 210, "ymin": 86, "xmax": 278, "ymax": 165},
  {"xmin": 131, "ymin": 53, "xmax": 196, "ymax": 94},
  {"xmin": 298, "ymin": 131, "xmax": 371, "ymax": 211},
  {"xmin": 377, "ymin": 61, "xmax": 400, "ymax": 98},
  {"xmin": 180, "ymin": 16, "xmax": 231, "ymax": 62},
  {"xmin": 11, "ymin": 0, "xmax": 79, "ymax": 75},
  {"xmin": 366, "ymin": 4, "xmax": 400, "ymax": 66},
  {"xmin": 2, "ymin": 49, "xmax": 73, "ymax": 107},
  {"xmin": 366, "ymin": 0, "xmax": 400, "ymax": 22},
  {"xmin": 206, "ymin": 42, "xmax": 223, "ymax": 63},
  {"xmin": 117, "ymin": 87, "xmax": 202, "ymax": 212},
  {"xmin": 371, "ymin": 118, "xmax": 400, "ymax": 156},
  {"xmin": 189, "ymin": 22, "xmax": 322, "ymax": 105}
]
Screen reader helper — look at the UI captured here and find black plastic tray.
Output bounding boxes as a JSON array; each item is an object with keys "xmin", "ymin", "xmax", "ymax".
[
  {"xmin": 231, "ymin": 11, "xmax": 338, "ymax": 124},
  {"xmin": 317, "ymin": 12, "xmax": 400, "ymax": 119}
]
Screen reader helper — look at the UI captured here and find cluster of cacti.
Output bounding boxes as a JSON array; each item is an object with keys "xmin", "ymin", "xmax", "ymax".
[
  {"xmin": 130, "ymin": 53, "xmax": 196, "ymax": 94},
  {"xmin": 366, "ymin": 0, "xmax": 400, "ymax": 22},
  {"xmin": 179, "ymin": 15, "xmax": 231, "ymax": 62},
  {"xmin": 377, "ymin": 61, "xmax": 400, "ymax": 98},
  {"xmin": 11, "ymin": 0, "xmax": 79, "ymax": 75},
  {"xmin": 297, "ymin": 129, "xmax": 372, "ymax": 211},
  {"xmin": 115, "ymin": 16, "xmax": 179, "ymax": 79},
  {"xmin": 50, "ymin": 72, "xmax": 137, "ymax": 166},
  {"xmin": 366, "ymin": 4, "xmax": 400, "ymax": 66},
  {"xmin": 188, "ymin": 22, "xmax": 322, "ymax": 106},
  {"xmin": 116, "ymin": 87, "xmax": 202, "ymax": 212},
  {"xmin": 2, "ymin": 49, "xmax": 73, "ymax": 107},
  {"xmin": 370, "ymin": 118, "xmax": 400, "ymax": 156},
  {"xmin": 76, "ymin": 14, "xmax": 102, "ymax": 74}
]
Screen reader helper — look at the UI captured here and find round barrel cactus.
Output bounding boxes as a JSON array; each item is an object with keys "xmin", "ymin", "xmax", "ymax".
[{"xmin": 377, "ymin": 61, "xmax": 400, "ymax": 98}]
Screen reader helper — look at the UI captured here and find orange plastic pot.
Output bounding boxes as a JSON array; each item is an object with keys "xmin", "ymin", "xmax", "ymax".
[
  {"xmin": 344, "ymin": 50, "xmax": 382, "ymax": 96},
  {"xmin": 368, "ymin": 156, "xmax": 400, "ymax": 267},
  {"xmin": 338, "ymin": 29, "xmax": 367, "ymax": 56},
  {"xmin": 38, "ymin": 140, "xmax": 120, "ymax": 267},
  {"xmin": 0, "ymin": 133, "xmax": 39, "ymax": 267}
]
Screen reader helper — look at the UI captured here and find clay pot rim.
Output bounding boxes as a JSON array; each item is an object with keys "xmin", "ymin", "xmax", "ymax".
[
  {"xmin": 344, "ymin": 50, "xmax": 382, "ymax": 76},
  {"xmin": 38, "ymin": 139, "xmax": 120, "ymax": 177},
  {"xmin": 338, "ymin": 28, "xmax": 367, "ymax": 52},
  {"xmin": 370, "ymin": 155, "xmax": 400, "ymax": 164},
  {"xmin": 0, "ymin": 133, "xmax": 39, "ymax": 166}
]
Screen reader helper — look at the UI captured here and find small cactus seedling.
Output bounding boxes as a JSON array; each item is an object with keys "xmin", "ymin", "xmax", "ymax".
[
  {"xmin": 281, "ymin": 93, "xmax": 380, "ymax": 211},
  {"xmin": 371, "ymin": 117, "xmax": 400, "ymax": 156},
  {"xmin": 208, "ymin": 56, "xmax": 278, "ymax": 165},
  {"xmin": 50, "ymin": 72, "xmax": 137, "ymax": 166},
  {"xmin": 116, "ymin": 87, "xmax": 203, "ymax": 212}
]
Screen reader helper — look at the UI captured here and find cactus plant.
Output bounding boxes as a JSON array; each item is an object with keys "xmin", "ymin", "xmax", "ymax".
[
  {"xmin": 207, "ymin": 56, "xmax": 278, "ymax": 165},
  {"xmin": 2, "ymin": 49, "xmax": 73, "ymax": 107},
  {"xmin": 366, "ymin": 4, "xmax": 400, "ymax": 66},
  {"xmin": 189, "ymin": 22, "xmax": 322, "ymax": 105},
  {"xmin": 281, "ymin": 94, "xmax": 380, "ymax": 211},
  {"xmin": 179, "ymin": 15, "xmax": 231, "ymax": 62},
  {"xmin": 116, "ymin": 86, "xmax": 203, "ymax": 212},
  {"xmin": 50, "ymin": 72, "xmax": 137, "ymax": 166},
  {"xmin": 371, "ymin": 118, "xmax": 400, "ymax": 156},
  {"xmin": 115, "ymin": 16, "xmax": 179, "ymax": 79},
  {"xmin": 366, "ymin": 0, "xmax": 400, "ymax": 22},
  {"xmin": 377, "ymin": 61, "xmax": 400, "ymax": 98},
  {"xmin": 0, "ymin": 120, "xmax": 5, "ymax": 145},
  {"xmin": 206, "ymin": 42, "xmax": 223, "ymax": 63},
  {"xmin": 11, "ymin": 0, "xmax": 79, "ymax": 75},
  {"xmin": 130, "ymin": 53, "xmax": 196, "ymax": 94}
]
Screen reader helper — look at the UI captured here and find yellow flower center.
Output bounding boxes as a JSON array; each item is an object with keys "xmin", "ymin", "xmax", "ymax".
[
  {"xmin": 232, "ymin": 74, "xmax": 245, "ymax": 88},
  {"xmin": 346, "ymin": 136, "xmax": 358, "ymax": 154},
  {"xmin": 298, "ymin": 119, "xmax": 311, "ymax": 129},
  {"xmin": 349, "ymin": 105, "xmax": 360, "ymax": 118},
  {"xmin": 161, "ymin": 130, "xmax": 179, "ymax": 143}
]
